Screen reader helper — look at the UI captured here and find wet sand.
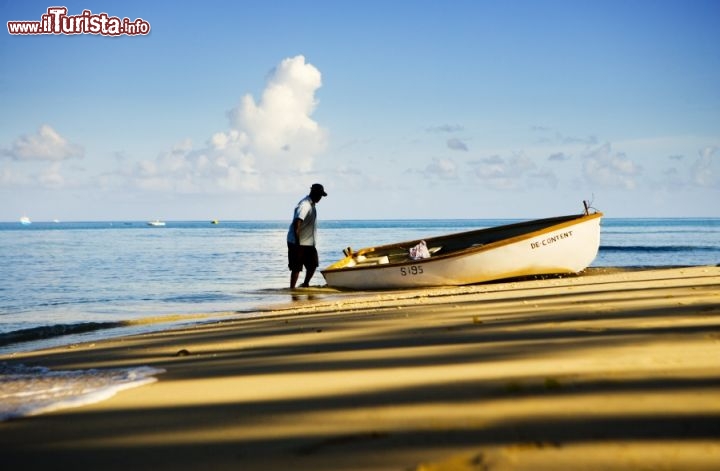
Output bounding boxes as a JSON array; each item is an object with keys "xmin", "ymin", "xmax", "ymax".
[{"xmin": 2, "ymin": 266, "xmax": 720, "ymax": 470}]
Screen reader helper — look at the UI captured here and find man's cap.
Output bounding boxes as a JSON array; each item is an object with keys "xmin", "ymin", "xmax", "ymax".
[{"xmin": 311, "ymin": 183, "xmax": 327, "ymax": 196}]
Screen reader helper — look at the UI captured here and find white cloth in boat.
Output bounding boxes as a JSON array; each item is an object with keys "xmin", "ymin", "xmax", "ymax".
[{"xmin": 409, "ymin": 240, "xmax": 431, "ymax": 260}]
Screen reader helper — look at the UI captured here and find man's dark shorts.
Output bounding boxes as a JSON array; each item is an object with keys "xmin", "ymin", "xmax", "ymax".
[{"xmin": 287, "ymin": 243, "xmax": 319, "ymax": 272}]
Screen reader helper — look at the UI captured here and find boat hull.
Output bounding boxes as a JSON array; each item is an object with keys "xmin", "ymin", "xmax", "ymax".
[{"xmin": 321, "ymin": 212, "xmax": 602, "ymax": 290}]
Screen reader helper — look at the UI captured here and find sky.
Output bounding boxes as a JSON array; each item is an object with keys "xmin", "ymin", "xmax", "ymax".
[{"xmin": 1, "ymin": 0, "xmax": 719, "ymax": 221}]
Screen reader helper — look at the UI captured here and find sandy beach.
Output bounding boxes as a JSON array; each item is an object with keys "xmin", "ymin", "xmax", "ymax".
[{"xmin": 2, "ymin": 265, "xmax": 719, "ymax": 470}]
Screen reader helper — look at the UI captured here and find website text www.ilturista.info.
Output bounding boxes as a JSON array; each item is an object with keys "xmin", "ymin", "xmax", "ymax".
[{"xmin": 7, "ymin": 7, "xmax": 150, "ymax": 36}]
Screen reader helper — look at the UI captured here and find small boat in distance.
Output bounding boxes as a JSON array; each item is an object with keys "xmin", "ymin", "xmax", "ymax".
[
  {"xmin": 322, "ymin": 204, "xmax": 603, "ymax": 290},
  {"xmin": 147, "ymin": 220, "xmax": 166, "ymax": 227},
  {"xmin": 19, "ymin": 216, "xmax": 31, "ymax": 225},
  {"xmin": 211, "ymin": 219, "xmax": 219, "ymax": 224}
]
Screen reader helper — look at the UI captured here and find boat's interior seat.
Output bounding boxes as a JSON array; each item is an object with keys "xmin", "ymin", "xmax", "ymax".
[{"xmin": 354, "ymin": 255, "xmax": 389, "ymax": 265}]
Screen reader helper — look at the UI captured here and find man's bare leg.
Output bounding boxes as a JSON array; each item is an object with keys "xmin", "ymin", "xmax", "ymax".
[
  {"xmin": 290, "ymin": 271, "xmax": 301, "ymax": 289},
  {"xmin": 301, "ymin": 267, "xmax": 315, "ymax": 287}
]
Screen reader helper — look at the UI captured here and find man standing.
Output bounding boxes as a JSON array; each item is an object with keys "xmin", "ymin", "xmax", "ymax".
[{"xmin": 287, "ymin": 183, "xmax": 327, "ymax": 288}]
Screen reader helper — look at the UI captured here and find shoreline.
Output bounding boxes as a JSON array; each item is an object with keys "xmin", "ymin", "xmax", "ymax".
[
  {"xmin": 0, "ymin": 265, "xmax": 695, "ymax": 355},
  {"xmin": 2, "ymin": 265, "xmax": 720, "ymax": 470}
]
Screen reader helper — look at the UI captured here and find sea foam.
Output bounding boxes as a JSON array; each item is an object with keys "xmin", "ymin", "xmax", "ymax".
[{"xmin": 0, "ymin": 363, "xmax": 165, "ymax": 421}]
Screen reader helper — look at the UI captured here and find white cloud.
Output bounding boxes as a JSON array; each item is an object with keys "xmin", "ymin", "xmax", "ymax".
[
  {"xmin": 447, "ymin": 138, "xmax": 468, "ymax": 151},
  {"xmin": 0, "ymin": 166, "xmax": 29, "ymax": 186},
  {"xmin": 692, "ymin": 145, "xmax": 719, "ymax": 188},
  {"xmin": 131, "ymin": 137, "xmax": 259, "ymax": 194},
  {"xmin": 661, "ymin": 166, "xmax": 684, "ymax": 188},
  {"xmin": 228, "ymin": 55, "xmax": 327, "ymax": 173},
  {"xmin": 37, "ymin": 162, "xmax": 65, "ymax": 188},
  {"xmin": 2, "ymin": 125, "xmax": 84, "ymax": 161},
  {"xmin": 470, "ymin": 154, "xmax": 537, "ymax": 190},
  {"xmin": 423, "ymin": 158, "xmax": 458, "ymax": 180},
  {"xmin": 529, "ymin": 126, "xmax": 598, "ymax": 146},
  {"xmin": 129, "ymin": 55, "xmax": 327, "ymax": 194},
  {"xmin": 529, "ymin": 169, "xmax": 559, "ymax": 189},
  {"xmin": 562, "ymin": 134, "xmax": 598, "ymax": 146},
  {"xmin": 582, "ymin": 143, "xmax": 641, "ymax": 190},
  {"xmin": 0, "ymin": 125, "xmax": 86, "ymax": 189},
  {"xmin": 427, "ymin": 124, "xmax": 464, "ymax": 133},
  {"xmin": 531, "ymin": 125, "xmax": 553, "ymax": 132},
  {"xmin": 548, "ymin": 152, "xmax": 571, "ymax": 162}
]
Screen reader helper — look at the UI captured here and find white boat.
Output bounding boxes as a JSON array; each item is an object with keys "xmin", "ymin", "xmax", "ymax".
[
  {"xmin": 19, "ymin": 216, "xmax": 31, "ymax": 225},
  {"xmin": 147, "ymin": 220, "xmax": 166, "ymax": 227},
  {"xmin": 321, "ymin": 207, "xmax": 603, "ymax": 290}
]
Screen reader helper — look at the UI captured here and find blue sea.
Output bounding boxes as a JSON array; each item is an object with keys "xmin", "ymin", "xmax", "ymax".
[
  {"xmin": 1, "ymin": 217, "xmax": 719, "ymax": 356},
  {"xmin": 0, "ymin": 217, "xmax": 718, "ymax": 420}
]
